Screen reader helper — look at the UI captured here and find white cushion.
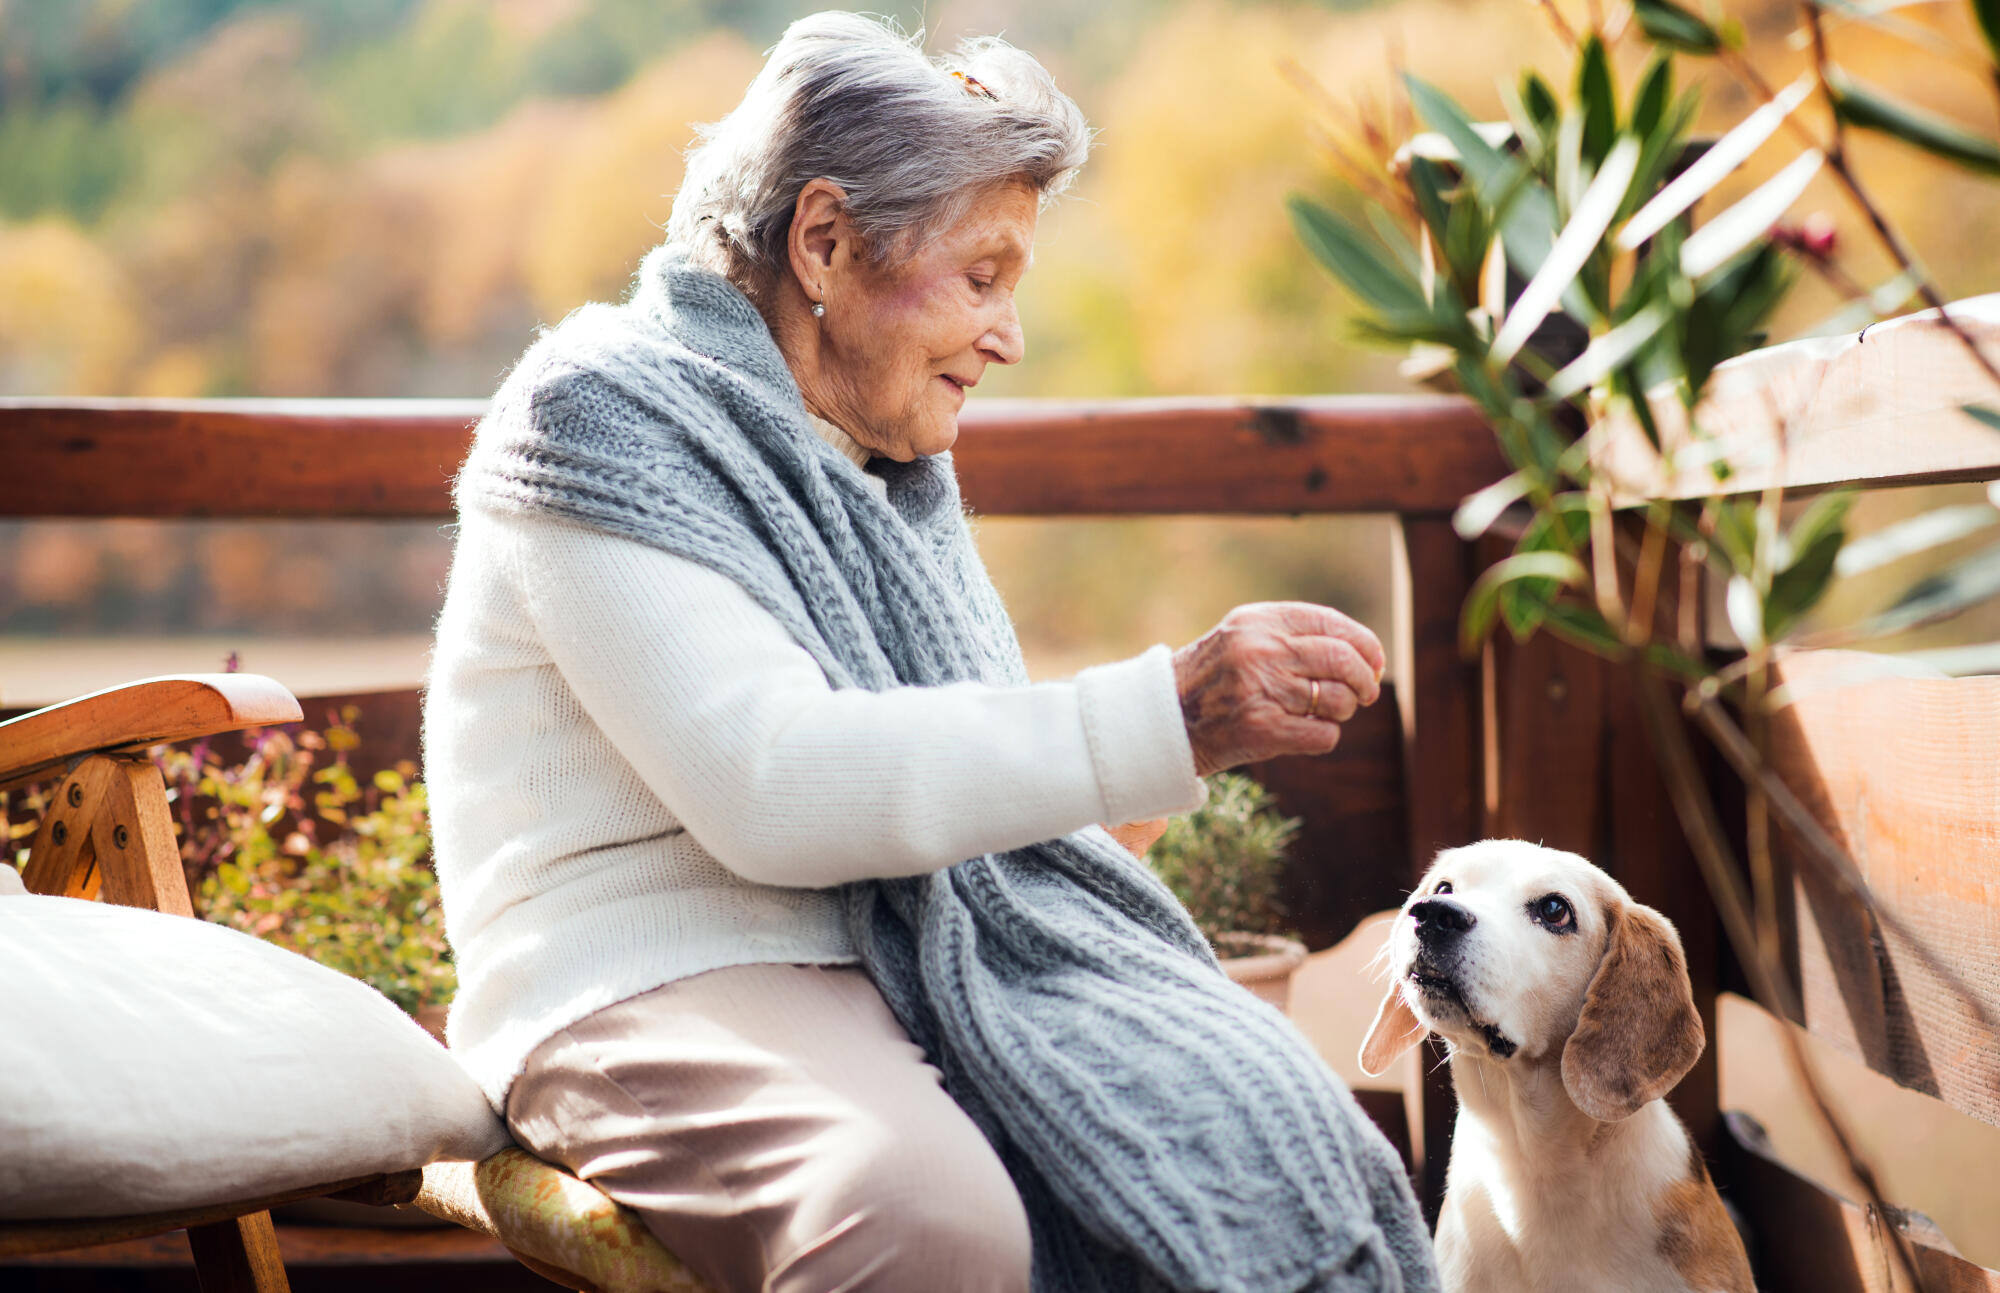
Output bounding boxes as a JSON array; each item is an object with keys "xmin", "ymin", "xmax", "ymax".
[{"xmin": 0, "ymin": 894, "xmax": 510, "ymax": 1219}]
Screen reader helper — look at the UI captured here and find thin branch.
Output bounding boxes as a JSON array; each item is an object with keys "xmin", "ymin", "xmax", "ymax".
[
  {"xmin": 1712, "ymin": 10, "xmax": 2000, "ymax": 390},
  {"xmin": 1536, "ymin": 0, "xmax": 1583, "ymax": 48},
  {"xmin": 1626, "ymin": 505, "xmax": 1671, "ymax": 646}
]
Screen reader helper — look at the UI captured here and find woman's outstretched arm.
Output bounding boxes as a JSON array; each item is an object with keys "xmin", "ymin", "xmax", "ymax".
[{"xmin": 508, "ymin": 510, "xmax": 1205, "ymax": 888}]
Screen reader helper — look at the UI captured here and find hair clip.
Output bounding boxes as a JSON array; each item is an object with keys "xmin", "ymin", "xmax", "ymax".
[{"xmin": 950, "ymin": 69, "xmax": 998, "ymax": 101}]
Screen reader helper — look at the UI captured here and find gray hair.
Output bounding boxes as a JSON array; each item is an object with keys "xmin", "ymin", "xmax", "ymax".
[{"xmin": 667, "ymin": 12, "xmax": 1091, "ymax": 302}]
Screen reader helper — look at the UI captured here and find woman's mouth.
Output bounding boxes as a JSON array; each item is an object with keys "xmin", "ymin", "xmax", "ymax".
[{"xmin": 937, "ymin": 374, "xmax": 969, "ymax": 401}]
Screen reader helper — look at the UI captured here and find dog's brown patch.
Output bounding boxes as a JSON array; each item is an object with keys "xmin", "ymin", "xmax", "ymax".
[
  {"xmin": 1655, "ymin": 1136, "xmax": 1755, "ymax": 1293},
  {"xmin": 1561, "ymin": 901, "xmax": 1705, "ymax": 1123}
]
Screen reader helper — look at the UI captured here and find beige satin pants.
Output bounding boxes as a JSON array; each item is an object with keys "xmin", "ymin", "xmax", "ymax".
[{"xmin": 506, "ymin": 962, "xmax": 1035, "ymax": 1293}]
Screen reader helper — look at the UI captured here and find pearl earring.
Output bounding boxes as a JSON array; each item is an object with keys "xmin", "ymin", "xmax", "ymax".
[{"xmin": 811, "ymin": 299, "xmax": 826, "ymax": 318}]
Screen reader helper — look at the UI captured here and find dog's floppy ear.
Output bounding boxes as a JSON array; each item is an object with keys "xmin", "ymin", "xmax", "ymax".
[
  {"xmin": 1360, "ymin": 981, "xmax": 1427, "ymax": 1077},
  {"xmin": 1561, "ymin": 900, "xmax": 1704, "ymax": 1122}
]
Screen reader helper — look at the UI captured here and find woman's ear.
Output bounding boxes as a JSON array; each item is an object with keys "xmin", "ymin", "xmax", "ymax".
[
  {"xmin": 1560, "ymin": 900, "xmax": 1704, "ymax": 1122},
  {"xmin": 1360, "ymin": 980, "xmax": 1427, "ymax": 1077},
  {"xmin": 787, "ymin": 178, "xmax": 852, "ymax": 304}
]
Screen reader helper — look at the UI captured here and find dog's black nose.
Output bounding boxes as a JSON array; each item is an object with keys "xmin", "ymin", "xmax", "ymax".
[{"xmin": 1410, "ymin": 897, "xmax": 1476, "ymax": 943}]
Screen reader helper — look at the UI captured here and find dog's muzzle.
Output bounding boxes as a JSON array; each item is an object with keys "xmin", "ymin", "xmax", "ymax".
[
  {"xmin": 1403, "ymin": 897, "xmax": 1518, "ymax": 1059},
  {"xmin": 1409, "ymin": 896, "xmax": 1476, "ymax": 946}
]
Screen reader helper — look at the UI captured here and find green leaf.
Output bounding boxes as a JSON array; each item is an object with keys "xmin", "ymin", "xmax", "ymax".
[
  {"xmin": 1972, "ymin": 0, "xmax": 2000, "ymax": 66},
  {"xmin": 1545, "ymin": 304, "xmax": 1673, "ymax": 400},
  {"xmin": 1576, "ymin": 36, "xmax": 1618, "ymax": 164},
  {"xmin": 1287, "ymin": 196, "xmax": 1427, "ymax": 313},
  {"xmin": 1962, "ymin": 402, "xmax": 2000, "ymax": 433},
  {"xmin": 1441, "ymin": 185, "xmax": 1495, "ymax": 295},
  {"xmin": 1681, "ymin": 243, "xmax": 1794, "ymax": 392},
  {"xmin": 1366, "ymin": 204, "xmax": 1426, "ymax": 279},
  {"xmin": 1710, "ymin": 498, "xmax": 1761, "ymax": 572},
  {"xmin": 1827, "ymin": 67, "xmax": 2000, "ymax": 175},
  {"xmin": 1407, "ymin": 72, "xmax": 1562, "ymax": 278},
  {"xmin": 1461, "ymin": 552, "xmax": 1589, "ymax": 654},
  {"xmin": 1767, "ymin": 506, "xmax": 1848, "ymax": 637},
  {"xmin": 1726, "ymin": 574, "xmax": 1767, "ymax": 649},
  {"xmin": 1406, "ymin": 75, "xmax": 1512, "ymax": 191},
  {"xmin": 1681, "ymin": 150, "xmax": 1825, "ymax": 277},
  {"xmin": 1630, "ymin": 56, "xmax": 1674, "ymax": 142},
  {"xmin": 1407, "ymin": 156, "xmax": 1454, "ymax": 246},
  {"xmin": 1493, "ymin": 135, "xmax": 1641, "ymax": 363},
  {"xmin": 1454, "ymin": 471, "xmax": 1536, "ymax": 540},
  {"xmin": 1856, "ymin": 539, "xmax": 2000, "ymax": 637},
  {"xmin": 1499, "ymin": 501, "xmax": 1590, "ymax": 635},
  {"xmin": 1619, "ymin": 74, "xmax": 1814, "ymax": 249},
  {"xmin": 1644, "ymin": 642, "xmax": 1710, "ymax": 681},
  {"xmin": 1835, "ymin": 503, "xmax": 2000, "ymax": 575},
  {"xmin": 1785, "ymin": 490, "xmax": 1855, "ymax": 562},
  {"xmin": 1634, "ymin": 0, "xmax": 1724, "ymax": 51},
  {"xmin": 1521, "ymin": 71, "xmax": 1561, "ymax": 150},
  {"xmin": 1542, "ymin": 601, "xmax": 1629, "ymax": 657}
]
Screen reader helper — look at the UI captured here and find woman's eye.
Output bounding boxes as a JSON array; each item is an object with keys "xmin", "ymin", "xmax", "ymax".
[
  {"xmin": 966, "ymin": 275, "xmax": 991, "ymax": 292},
  {"xmin": 1532, "ymin": 894, "xmax": 1574, "ymax": 929},
  {"xmin": 1434, "ymin": 880, "xmax": 1453, "ymax": 895}
]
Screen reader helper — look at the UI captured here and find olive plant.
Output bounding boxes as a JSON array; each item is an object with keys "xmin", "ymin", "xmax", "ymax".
[{"xmin": 1287, "ymin": 5, "xmax": 2000, "ymax": 1284}]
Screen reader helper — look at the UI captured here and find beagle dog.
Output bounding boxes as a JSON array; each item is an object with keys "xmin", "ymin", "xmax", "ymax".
[{"xmin": 1360, "ymin": 840, "xmax": 1754, "ymax": 1293}]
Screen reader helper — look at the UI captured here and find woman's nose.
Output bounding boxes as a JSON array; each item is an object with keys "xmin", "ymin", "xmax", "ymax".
[{"xmin": 982, "ymin": 302, "xmax": 1025, "ymax": 365}]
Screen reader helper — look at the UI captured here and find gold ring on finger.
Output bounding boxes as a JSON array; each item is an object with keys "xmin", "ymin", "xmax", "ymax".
[{"xmin": 1307, "ymin": 676, "xmax": 1321, "ymax": 720}]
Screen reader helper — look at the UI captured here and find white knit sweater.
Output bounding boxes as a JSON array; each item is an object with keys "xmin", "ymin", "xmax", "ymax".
[{"xmin": 423, "ymin": 414, "xmax": 1209, "ymax": 1109}]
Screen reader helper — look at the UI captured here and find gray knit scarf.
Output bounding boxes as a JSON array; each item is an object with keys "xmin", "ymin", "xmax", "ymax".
[{"xmin": 455, "ymin": 242, "xmax": 1439, "ymax": 1293}]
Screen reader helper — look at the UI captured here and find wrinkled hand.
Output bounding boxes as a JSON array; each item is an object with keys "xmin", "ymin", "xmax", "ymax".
[
  {"xmin": 1103, "ymin": 816, "xmax": 1170, "ymax": 859},
  {"xmin": 1171, "ymin": 601, "xmax": 1386, "ymax": 778}
]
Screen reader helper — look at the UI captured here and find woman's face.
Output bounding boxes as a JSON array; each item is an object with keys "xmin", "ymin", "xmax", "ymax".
[{"xmin": 805, "ymin": 179, "xmax": 1036, "ymax": 461}]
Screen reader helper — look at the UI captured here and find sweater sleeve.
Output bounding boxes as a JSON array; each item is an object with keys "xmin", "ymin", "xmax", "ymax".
[{"xmin": 507, "ymin": 510, "xmax": 1206, "ymax": 888}]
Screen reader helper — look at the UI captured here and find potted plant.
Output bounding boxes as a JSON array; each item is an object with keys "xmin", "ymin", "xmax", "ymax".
[{"xmin": 1144, "ymin": 771, "xmax": 1309, "ymax": 1011}]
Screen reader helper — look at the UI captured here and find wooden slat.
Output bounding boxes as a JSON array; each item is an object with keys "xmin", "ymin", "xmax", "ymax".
[
  {"xmin": 0, "ymin": 674, "xmax": 303, "ymax": 791},
  {"xmin": 1600, "ymin": 295, "xmax": 2000, "ymax": 503},
  {"xmin": 0, "ymin": 400, "xmax": 484, "ymax": 520},
  {"xmin": 19, "ymin": 755, "xmax": 117, "ymax": 900},
  {"xmin": 92, "ymin": 758, "xmax": 194, "ymax": 917},
  {"xmin": 1722, "ymin": 1110, "xmax": 2000, "ymax": 1292},
  {"xmin": 0, "ymin": 395, "xmax": 1505, "ymax": 519},
  {"xmin": 1765, "ymin": 650, "xmax": 2000, "ymax": 1127},
  {"xmin": 0, "ymin": 1175, "xmax": 396, "ymax": 1258},
  {"xmin": 186, "ymin": 1211, "xmax": 291, "ymax": 1292},
  {"xmin": 951, "ymin": 397, "xmax": 1503, "ymax": 516},
  {"xmin": 3, "ymin": 1221, "xmax": 522, "ymax": 1270}
]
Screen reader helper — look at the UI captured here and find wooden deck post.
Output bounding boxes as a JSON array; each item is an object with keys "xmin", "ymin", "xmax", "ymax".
[{"xmin": 1392, "ymin": 517, "xmax": 1485, "ymax": 1220}]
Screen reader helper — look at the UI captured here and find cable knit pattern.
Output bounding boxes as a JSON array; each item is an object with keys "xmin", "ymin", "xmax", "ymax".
[{"xmin": 449, "ymin": 242, "xmax": 1439, "ymax": 1293}]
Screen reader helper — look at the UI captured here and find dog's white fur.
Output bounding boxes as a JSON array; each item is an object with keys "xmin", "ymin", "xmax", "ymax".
[{"xmin": 1361, "ymin": 840, "xmax": 1753, "ymax": 1293}]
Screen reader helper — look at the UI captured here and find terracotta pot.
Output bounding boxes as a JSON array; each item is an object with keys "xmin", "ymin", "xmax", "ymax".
[{"xmin": 1215, "ymin": 933, "xmax": 1309, "ymax": 1013}]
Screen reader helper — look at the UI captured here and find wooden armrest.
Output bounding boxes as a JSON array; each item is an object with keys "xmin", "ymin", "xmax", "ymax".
[{"xmin": 0, "ymin": 674, "xmax": 302, "ymax": 791}]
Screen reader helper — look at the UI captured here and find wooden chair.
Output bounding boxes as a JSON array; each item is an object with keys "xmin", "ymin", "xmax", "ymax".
[
  {"xmin": 0, "ymin": 673, "xmax": 428, "ymax": 1291},
  {"xmin": 0, "ymin": 672, "xmax": 710, "ymax": 1292}
]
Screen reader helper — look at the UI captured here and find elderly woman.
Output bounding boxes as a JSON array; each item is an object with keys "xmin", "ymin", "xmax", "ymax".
[{"xmin": 427, "ymin": 12, "xmax": 1436, "ymax": 1293}]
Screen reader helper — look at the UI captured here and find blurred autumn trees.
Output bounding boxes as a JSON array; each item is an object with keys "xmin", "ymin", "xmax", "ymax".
[{"xmin": 2, "ymin": 0, "xmax": 1996, "ymax": 653}]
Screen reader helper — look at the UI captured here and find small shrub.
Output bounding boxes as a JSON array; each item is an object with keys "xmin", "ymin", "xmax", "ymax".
[
  {"xmin": 0, "ymin": 704, "xmax": 454, "ymax": 1015},
  {"xmin": 1146, "ymin": 771, "xmax": 1302, "ymax": 948},
  {"xmin": 157, "ymin": 712, "xmax": 453, "ymax": 1016}
]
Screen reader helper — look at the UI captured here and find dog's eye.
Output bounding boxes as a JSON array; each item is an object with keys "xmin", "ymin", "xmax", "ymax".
[
  {"xmin": 1434, "ymin": 880, "xmax": 1453, "ymax": 895},
  {"xmin": 1530, "ymin": 894, "xmax": 1574, "ymax": 930}
]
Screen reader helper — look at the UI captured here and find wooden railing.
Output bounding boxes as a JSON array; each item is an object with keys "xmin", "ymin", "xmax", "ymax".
[{"xmin": 5, "ymin": 305, "xmax": 2000, "ymax": 1292}]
